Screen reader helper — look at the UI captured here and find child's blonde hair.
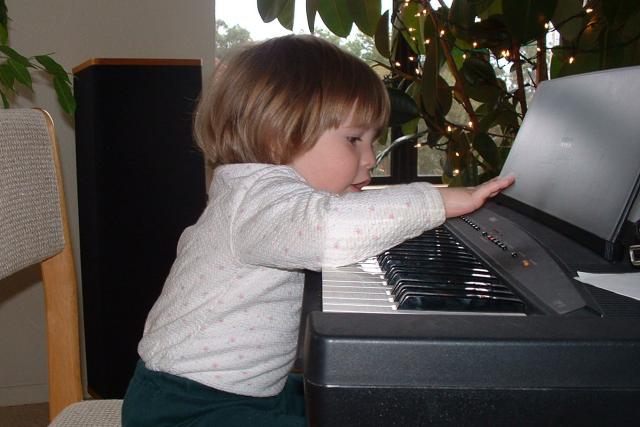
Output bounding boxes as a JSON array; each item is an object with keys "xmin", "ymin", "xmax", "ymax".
[{"xmin": 194, "ymin": 34, "xmax": 390, "ymax": 167}]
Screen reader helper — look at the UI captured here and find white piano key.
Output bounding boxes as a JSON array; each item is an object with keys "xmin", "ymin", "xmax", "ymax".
[{"xmin": 322, "ymin": 304, "xmax": 397, "ymax": 313}]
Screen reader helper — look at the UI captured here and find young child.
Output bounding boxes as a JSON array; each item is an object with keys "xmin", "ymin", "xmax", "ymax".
[{"xmin": 122, "ymin": 34, "xmax": 514, "ymax": 426}]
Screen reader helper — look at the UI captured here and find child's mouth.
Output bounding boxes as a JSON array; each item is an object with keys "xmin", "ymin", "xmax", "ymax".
[{"xmin": 351, "ymin": 180, "xmax": 371, "ymax": 192}]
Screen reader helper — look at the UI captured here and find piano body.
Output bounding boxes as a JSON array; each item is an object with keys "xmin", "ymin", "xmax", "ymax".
[{"xmin": 302, "ymin": 67, "xmax": 640, "ymax": 426}]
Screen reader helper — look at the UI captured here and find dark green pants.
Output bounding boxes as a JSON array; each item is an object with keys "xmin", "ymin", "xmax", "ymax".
[{"xmin": 122, "ymin": 360, "xmax": 305, "ymax": 427}]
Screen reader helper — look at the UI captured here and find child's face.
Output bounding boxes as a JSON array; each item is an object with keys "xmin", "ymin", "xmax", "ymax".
[{"xmin": 289, "ymin": 115, "xmax": 377, "ymax": 195}]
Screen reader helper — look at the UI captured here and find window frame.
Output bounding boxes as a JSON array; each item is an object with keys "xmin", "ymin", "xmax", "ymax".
[{"xmin": 371, "ymin": 133, "xmax": 443, "ymax": 185}]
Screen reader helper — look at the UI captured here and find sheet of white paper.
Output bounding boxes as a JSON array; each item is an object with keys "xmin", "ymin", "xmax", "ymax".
[{"xmin": 575, "ymin": 272, "xmax": 640, "ymax": 301}]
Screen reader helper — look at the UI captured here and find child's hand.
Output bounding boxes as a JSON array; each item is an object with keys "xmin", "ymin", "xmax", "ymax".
[{"xmin": 439, "ymin": 175, "xmax": 515, "ymax": 218}]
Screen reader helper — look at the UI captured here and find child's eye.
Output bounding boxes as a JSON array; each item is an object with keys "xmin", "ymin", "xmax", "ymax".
[{"xmin": 346, "ymin": 136, "xmax": 361, "ymax": 145}]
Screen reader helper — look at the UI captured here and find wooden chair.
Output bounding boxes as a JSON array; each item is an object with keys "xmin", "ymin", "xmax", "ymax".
[{"xmin": 0, "ymin": 109, "xmax": 122, "ymax": 425}]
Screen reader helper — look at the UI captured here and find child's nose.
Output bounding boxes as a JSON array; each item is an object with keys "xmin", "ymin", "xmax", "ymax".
[{"xmin": 361, "ymin": 144, "xmax": 376, "ymax": 169}]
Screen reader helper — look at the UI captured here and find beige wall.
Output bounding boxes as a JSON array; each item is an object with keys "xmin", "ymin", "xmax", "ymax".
[{"xmin": 0, "ymin": 0, "xmax": 216, "ymax": 406}]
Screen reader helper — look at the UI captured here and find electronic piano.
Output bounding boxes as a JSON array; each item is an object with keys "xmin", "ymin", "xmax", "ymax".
[{"xmin": 301, "ymin": 67, "xmax": 640, "ymax": 426}]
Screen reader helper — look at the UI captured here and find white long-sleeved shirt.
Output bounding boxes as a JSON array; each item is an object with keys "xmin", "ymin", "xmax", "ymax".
[{"xmin": 138, "ymin": 163, "xmax": 445, "ymax": 397}]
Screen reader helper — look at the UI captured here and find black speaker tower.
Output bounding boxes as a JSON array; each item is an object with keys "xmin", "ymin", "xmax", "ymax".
[{"xmin": 73, "ymin": 59, "xmax": 206, "ymax": 397}]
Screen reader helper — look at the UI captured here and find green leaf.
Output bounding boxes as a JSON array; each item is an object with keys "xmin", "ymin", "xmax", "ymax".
[
  {"xmin": 576, "ymin": 19, "xmax": 602, "ymax": 53},
  {"xmin": 0, "ymin": 45, "xmax": 31, "ymax": 67},
  {"xmin": 375, "ymin": 126, "xmax": 389, "ymax": 148},
  {"xmin": 306, "ymin": 0, "xmax": 319, "ymax": 32},
  {"xmin": 502, "ymin": 0, "xmax": 557, "ymax": 43},
  {"xmin": 422, "ymin": 36, "xmax": 440, "ymax": 117},
  {"xmin": 475, "ymin": 0, "xmax": 502, "ymax": 19},
  {"xmin": 473, "ymin": 132, "xmax": 499, "ymax": 168},
  {"xmin": 449, "ymin": 0, "xmax": 477, "ymax": 39},
  {"xmin": 401, "ymin": 117, "xmax": 419, "ymax": 136},
  {"xmin": 461, "ymin": 56, "xmax": 502, "ymax": 104},
  {"xmin": 603, "ymin": 0, "xmax": 640, "ymax": 27},
  {"xmin": 0, "ymin": 22, "xmax": 7, "ymax": 45},
  {"xmin": 0, "ymin": 0, "xmax": 7, "ymax": 29},
  {"xmin": 0, "ymin": 62, "xmax": 15, "ymax": 91},
  {"xmin": 277, "ymin": 0, "xmax": 295, "ymax": 30},
  {"xmin": 550, "ymin": 42, "xmax": 601, "ymax": 78},
  {"xmin": 6, "ymin": 58, "xmax": 32, "ymax": 89},
  {"xmin": 388, "ymin": 86, "xmax": 420, "ymax": 126},
  {"xmin": 419, "ymin": 16, "xmax": 446, "ymax": 115},
  {"xmin": 466, "ymin": 81, "xmax": 500, "ymax": 103},
  {"xmin": 478, "ymin": 107, "xmax": 499, "ymax": 132},
  {"xmin": 596, "ymin": 28, "xmax": 634, "ymax": 69},
  {"xmin": 257, "ymin": 0, "xmax": 288, "ymax": 23},
  {"xmin": 317, "ymin": 0, "xmax": 353, "ymax": 37},
  {"xmin": 405, "ymin": 80, "xmax": 421, "ymax": 105},
  {"xmin": 620, "ymin": 5, "xmax": 640, "ymax": 40},
  {"xmin": 0, "ymin": 89, "xmax": 9, "ymax": 108},
  {"xmin": 35, "ymin": 55, "xmax": 70, "ymax": 83},
  {"xmin": 53, "ymin": 75, "xmax": 76, "ymax": 115},
  {"xmin": 450, "ymin": 46, "xmax": 465, "ymax": 70},
  {"xmin": 397, "ymin": 1, "xmax": 425, "ymax": 55},
  {"xmin": 550, "ymin": 0, "xmax": 584, "ymax": 42},
  {"xmin": 461, "ymin": 57, "xmax": 496, "ymax": 85},
  {"xmin": 347, "ymin": 0, "xmax": 380, "ymax": 37},
  {"xmin": 374, "ymin": 10, "xmax": 390, "ymax": 58},
  {"xmin": 466, "ymin": 16, "xmax": 511, "ymax": 51},
  {"xmin": 549, "ymin": 46, "xmax": 568, "ymax": 77},
  {"xmin": 494, "ymin": 109, "xmax": 519, "ymax": 129},
  {"xmin": 437, "ymin": 76, "xmax": 453, "ymax": 116}
]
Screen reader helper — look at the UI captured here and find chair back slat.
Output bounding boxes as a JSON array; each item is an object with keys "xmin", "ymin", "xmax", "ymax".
[{"xmin": 0, "ymin": 109, "xmax": 65, "ymax": 280}]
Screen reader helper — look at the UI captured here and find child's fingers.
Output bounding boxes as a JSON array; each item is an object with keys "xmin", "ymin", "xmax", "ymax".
[{"xmin": 478, "ymin": 175, "xmax": 515, "ymax": 199}]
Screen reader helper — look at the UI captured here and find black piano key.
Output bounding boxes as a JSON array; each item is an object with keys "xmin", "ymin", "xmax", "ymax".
[
  {"xmin": 385, "ymin": 241, "xmax": 468, "ymax": 253},
  {"xmin": 390, "ymin": 277, "xmax": 510, "ymax": 291},
  {"xmin": 386, "ymin": 270, "xmax": 499, "ymax": 289},
  {"xmin": 393, "ymin": 284, "xmax": 518, "ymax": 303},
  {"xmin": 385, "ymin": 264, "xmax": 491, "ymax": 276},
  {"xmin": 380, "ymin": 255, "xmax": 485, "ymax": 268},
  {"xmin": 378, "ymin": 251, "xmax": 479, "ymax": 268},
  {"xmin": 397, "ymin": 291, "xmax": 527, "ymax": 313},
  {"xmin": 385, "ymin": 265, "xmax": 490, "ymax": 280},
  {"xmin": 390, "ymin": 278, "xmax": 510, "ymax": 297},
  {"xmin": 385, "ymin": 263, "xmax": 488, "ymax": 277},
  {"xmin": 395, "ymin": 231, "xmax": 464, "ymax": 242},
  {"xmin": 382, "ymin": 254, "xmax": 487, "ymax": 266},
  {"xmin": 379, "ymin": 248, "xmax": 477, "ymax": 259},
  {"xmin": 395, "ymin": 236, "xmax": 467, "ymax": 245}
]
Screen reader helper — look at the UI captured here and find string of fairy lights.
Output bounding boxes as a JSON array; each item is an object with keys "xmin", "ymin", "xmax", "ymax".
[
  {"xmin": 382, "ymin": 0, "xmax": 599, "ymax": 178},
  {"xmin": 394, "ymin": 0, "xmax": 595, "ymax": 73}
]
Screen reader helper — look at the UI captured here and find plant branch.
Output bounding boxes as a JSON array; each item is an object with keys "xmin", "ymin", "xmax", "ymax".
[
  {"xmin": 445, "ymin": 120, "xmax": 516, "ymax": 140},
  {"xmin": 422, "ymin": 1, "xmax": 479, "ymax": 130}
]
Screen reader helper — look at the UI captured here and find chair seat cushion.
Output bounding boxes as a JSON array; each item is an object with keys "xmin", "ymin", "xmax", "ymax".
[{"xmin": 49, "ymin": 400, "xmax": 122, "ymax": 427}]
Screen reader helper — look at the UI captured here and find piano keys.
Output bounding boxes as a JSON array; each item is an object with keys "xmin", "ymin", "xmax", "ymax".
[
  {"xmin": 322, "ymin": 207, "xmax": 601, "ymax": 317},
  {"xmin": 322, "ymin": 225, "xmax": 528, "ymax": 315}
]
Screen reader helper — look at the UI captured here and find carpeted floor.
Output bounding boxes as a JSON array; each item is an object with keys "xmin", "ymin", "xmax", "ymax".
[{"xmin": 0, "ymin": 403, "xmax": 49, "ymax": 427}]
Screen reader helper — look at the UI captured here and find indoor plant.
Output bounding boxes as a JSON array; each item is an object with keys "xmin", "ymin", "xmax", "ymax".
[{"xmin": 256, "ymin": 0, "xmax": 640, "ymax": 185}]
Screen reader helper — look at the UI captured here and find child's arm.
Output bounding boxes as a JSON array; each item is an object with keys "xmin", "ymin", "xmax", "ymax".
[
  {"xmin": 230, "ymin": 170, "xmax": 445, "ymax": 269},
  {"xmin": 230, "ymin": 169, "xmax": 513, "ymax": 270},
  {"xmin": 438, "ymin": 175, "xmax": 515, "ymax": 218}
]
